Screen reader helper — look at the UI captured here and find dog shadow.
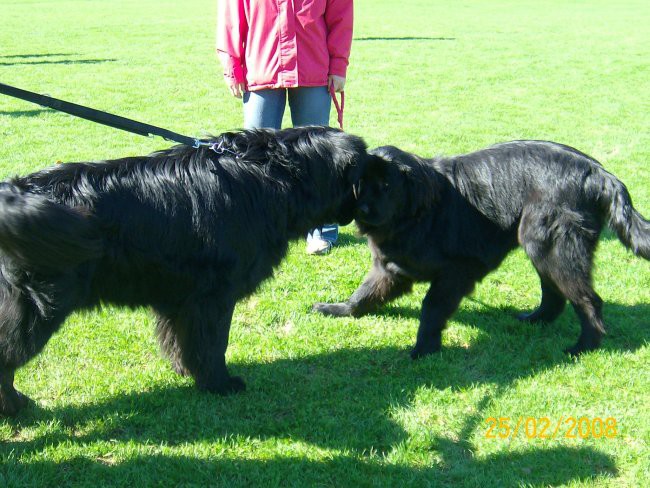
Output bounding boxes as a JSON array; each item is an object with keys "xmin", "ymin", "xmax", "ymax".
[
  {"xmin": 0, "ymin": 445, "xmax": 615, "ymax": 487},
  {"xmin": 377, "ymin": 297, "xmax": 649, "ymax": 357},
  {"xmin": 3, "ymin": 332, "xmax": 622, "ymax": 485}
]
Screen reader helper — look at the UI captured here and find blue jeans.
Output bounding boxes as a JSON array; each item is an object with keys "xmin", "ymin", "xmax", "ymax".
[
  {"xmin": 243, "ymin": 86, "xmax": 338, "ymax": 244},
  {"xmin": 243, "ymin": 86, "xmax": 331, "ymax": 129}
]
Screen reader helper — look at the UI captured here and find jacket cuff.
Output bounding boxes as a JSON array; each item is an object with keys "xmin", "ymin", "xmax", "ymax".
[
  {"xmin": 219, "ymin": 52, "xmax": 246, "ymax": 85},
  {"xmin": 329, "ymin": 57, "xmax": 349, "ymax": 78},
  {"xmin": 223, "ymin": 69, "xmax": 245, "ymax": 85}
]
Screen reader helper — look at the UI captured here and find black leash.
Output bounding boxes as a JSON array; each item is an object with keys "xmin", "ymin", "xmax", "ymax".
[{"xmin": 0, "ymin": 82, "xmax": 210, "ymax": 148}]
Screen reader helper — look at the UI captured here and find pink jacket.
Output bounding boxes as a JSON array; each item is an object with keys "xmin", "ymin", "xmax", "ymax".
[{"xmin": 217, "ymin": 0, "xmax": 353, "ymax": 91}]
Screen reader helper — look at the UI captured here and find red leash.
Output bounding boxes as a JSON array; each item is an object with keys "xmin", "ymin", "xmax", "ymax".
[{"xmin": 329, "ymin": 85, "xmax": 345, "ymax": 130}]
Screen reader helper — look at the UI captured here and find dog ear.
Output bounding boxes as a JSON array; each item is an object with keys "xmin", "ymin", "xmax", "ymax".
[
  {"xmin": 366, "ymin": 146, "xmax": 439, "ymax": 217},
  {"xmin": 345, "ymin": 155, "xmax": 364, "ymax": 186},
  {"xmin": 333, "ymin": 152, "xmax": 372, "ymax": 226},
  {"xmin": 397, "ymin": 155, "xmax": 438, "ymax": 216}
]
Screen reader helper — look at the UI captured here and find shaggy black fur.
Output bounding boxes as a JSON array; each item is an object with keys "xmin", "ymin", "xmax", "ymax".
[
  {"xmin": 314, "ymin": 141, "xmax": 650, "ymax": 358},
  {"xmin": 0, "ymin": 126, "xmax": 368, "ymax": 416}
]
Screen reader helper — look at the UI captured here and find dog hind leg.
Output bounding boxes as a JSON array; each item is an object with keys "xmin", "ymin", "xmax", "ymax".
[
  {"xmin": 0, "ymin": 284, "xmax": 72, "ymax": 416},
  {"xmin": 517, "ymin": 277, "xmax": 566, "ymax": 323},
  {"xmin": 519, "ymin": 203, "xmax": 605, "ymax": 355},
  {"xmin": 565, "ymin": 292, "xmax": 605, "ymax": 356}
]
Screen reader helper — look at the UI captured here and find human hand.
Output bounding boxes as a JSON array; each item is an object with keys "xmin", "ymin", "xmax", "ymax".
[
  {"xmin": 328, "ymin": 75, "xmax": 346, "ymax": 92},
  {"xmin": 228, "ymin": 82, "xmax": 246, "ymax": 98}
]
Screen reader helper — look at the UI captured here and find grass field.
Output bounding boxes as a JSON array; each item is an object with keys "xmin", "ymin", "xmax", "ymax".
[{"xmin": 1, "ymin": 0, "xmax": 649, "ymax": 486}]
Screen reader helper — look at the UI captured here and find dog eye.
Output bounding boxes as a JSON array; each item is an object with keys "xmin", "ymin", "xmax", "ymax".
[{"xmin": 383, "ymin": 182, "xmax": 389, "ymax": 190}]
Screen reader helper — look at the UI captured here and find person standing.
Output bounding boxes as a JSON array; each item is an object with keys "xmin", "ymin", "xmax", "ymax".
[{"xmin": 217, "ymin": 0, "xmax": 353, "ymax": 255}]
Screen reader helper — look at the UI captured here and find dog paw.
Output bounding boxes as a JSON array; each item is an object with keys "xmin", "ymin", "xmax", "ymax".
[
  {"xmin": 517, "ymin": 304, "xmax": 565, "ymax": 324},
  {"xmin": 202, "ymin": 376, "xmax": 246, "ymax": 396},
  {"xmin": 410, "ymin": 343, "xmax": 441, "ymax": 360},
  {"xmin": 312, "ymin": 302, "xmax": 352, "ymax": 317},
  {"xmin": 223, "ymin": 376, "xmax": 246, "ymax": 394},
  {"xmin": 0, "ymin": 389, "xmax": 31, "ymax": 417},
  {"xmin": 564, "ymin": 343, "xmax": 598, "ymax": 358},
  {"xmin": 516, "ymin": 310, "xmax": 539, "ymax": 322},
  {"xmin": 564, "ymin": 346, "xmax": 583, "ymax": 358},
  {"xmin": 517, "ymin": 309, "xmax": 555, "ymax": 323}
]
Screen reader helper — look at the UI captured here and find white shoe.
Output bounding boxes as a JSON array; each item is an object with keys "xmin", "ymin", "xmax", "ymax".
[{"xmin": 306, "ymin": 237, "xmax": 332, "ymax": 255}]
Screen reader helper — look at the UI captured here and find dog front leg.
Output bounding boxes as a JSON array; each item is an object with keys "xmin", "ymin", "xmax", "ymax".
[
  {"xmin": 313, "ymin": 261, "xmax": 413, "ymax": 317},
  {"xmin": 171, "ymin": 301, "xmax": 245, "ymax": 395},
  {"xmin": 411, "ymin": 271, "xmax": 477, "ymax": 359},
  {"xmin": 0, "ymin": 369, "xmax": 30, "ymax": 416}
]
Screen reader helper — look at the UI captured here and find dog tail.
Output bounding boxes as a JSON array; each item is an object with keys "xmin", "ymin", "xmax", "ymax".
[
  {"xmin": 594, "ymin": 171, "xmax": 650, "ymax": 259},
  {"xmin": 0, "ymin": 183, "xmax": 103, "ymax": 270}
]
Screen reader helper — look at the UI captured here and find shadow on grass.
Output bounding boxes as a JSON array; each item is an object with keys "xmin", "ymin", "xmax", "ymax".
[
  {"xmin": 0, "ymin": 446, "xmax": 616, "ymax": 487},
  {"xmin": 0, "ymin": 109, "xmax": 50, "ymax": 118},
  {"xmin": 378, "ymin": 297, "xmax": 649, "ymax": 357},
  {"xmin": 335, "ymin": 231, "xmax": 367, "ymax": 247},
  {"xmin": 0, "ymin": 58, "xmax": 117, "ymax": 66},
  {"xmin": 0, "ymin": 53, "xmax": 78, "ymax": 59},
  {"xmin": 2, "ymin": 289, "xmax": 640, "ymax": 484},
  {"xmin": 2, "ymin": 327, "xmax": 625, "ymax": 485},
  {"xmin": 354, "ymin": 36, "xmax": 456, "ymax": 42}
]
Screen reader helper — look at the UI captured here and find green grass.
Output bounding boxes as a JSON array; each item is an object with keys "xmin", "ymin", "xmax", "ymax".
[{"xmin": 1, "ymin": 0, "xmax": 649, "ymax": 486}]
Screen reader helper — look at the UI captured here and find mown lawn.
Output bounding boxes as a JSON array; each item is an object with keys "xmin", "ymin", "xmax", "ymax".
[{"xmin": 0, "ymin": 1, "xmax": 648, "ymax": 486}]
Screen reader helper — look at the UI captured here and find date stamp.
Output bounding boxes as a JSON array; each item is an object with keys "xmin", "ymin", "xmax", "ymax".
[{"xmin": 484, "ymin": 416, "xmax": 618, "ymax": 440}]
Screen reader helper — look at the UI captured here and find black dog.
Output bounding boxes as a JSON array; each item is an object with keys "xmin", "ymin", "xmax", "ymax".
[
  {"xmin": 0, "ymin": 126, "xmax": 368, "ymax": 416},
  {"xmin": 314, "ymin": 141, "xmax": 650, "ymax": 358}
]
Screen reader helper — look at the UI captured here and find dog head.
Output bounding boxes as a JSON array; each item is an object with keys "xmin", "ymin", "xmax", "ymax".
[
  {"xmin": 302, "ymin": 127, "xmax": 370, "ymax": 227},
  {"xmin": 352, "ymin": 145, "xmax": 437, "ymax": 229},
  {"xmin": 207, "ymin": 127, "xmax": 369, "ymax": 227}
]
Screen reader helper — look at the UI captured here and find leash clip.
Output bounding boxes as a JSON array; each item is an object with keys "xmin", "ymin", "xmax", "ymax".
[
  {"xmin": 191, "ymin": 138, "xmax": 237, "ymax": 157},
  {"xmin": 209, "ymin": 140, "xmax": 238, "ymax": 157}
]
